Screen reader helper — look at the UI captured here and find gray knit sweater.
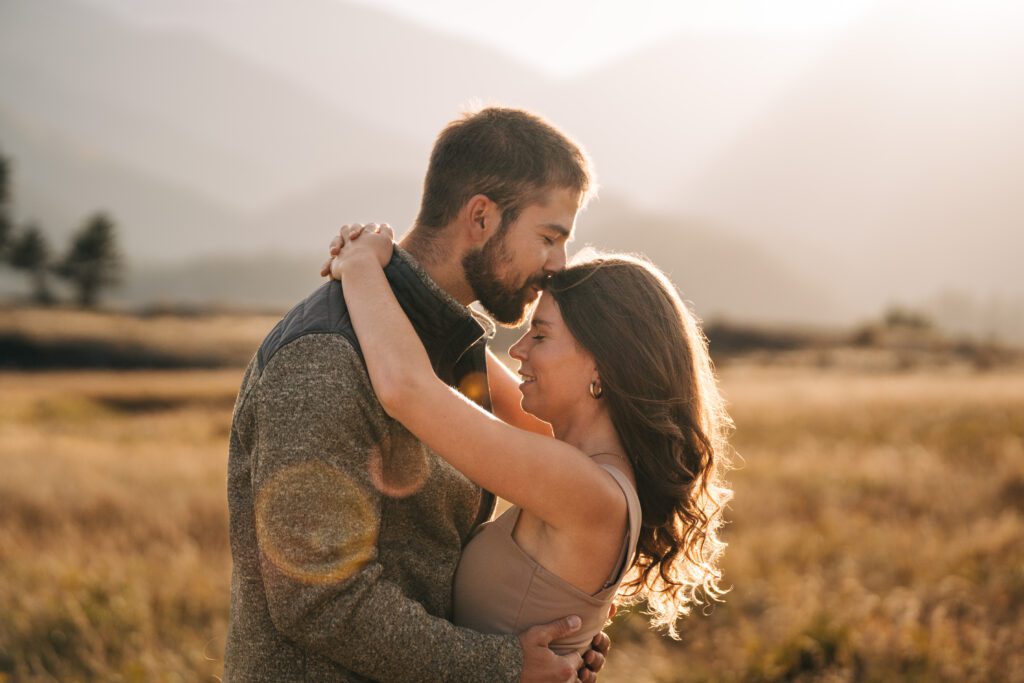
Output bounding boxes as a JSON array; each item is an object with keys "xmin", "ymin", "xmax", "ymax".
[{"xmin": 223, "ymin": 248, "xmax": 523, "ymax": 682}]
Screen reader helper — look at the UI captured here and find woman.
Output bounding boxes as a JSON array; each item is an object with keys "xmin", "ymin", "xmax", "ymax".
[{"xmin": 328, "ymin": 224, "xmax": 732, "ymax": 653}]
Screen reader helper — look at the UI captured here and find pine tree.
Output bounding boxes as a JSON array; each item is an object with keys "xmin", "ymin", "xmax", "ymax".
[
  {"xmin": 56, "ymin": 212, "xmax": 123, "ymax": 308},
  {"xmin": 0, "ymin": 151, "xmax": 11, "ymax": 259},
  {"xmin": 9, "ymin": 223, "xmax": 54, "ymax": 304}
]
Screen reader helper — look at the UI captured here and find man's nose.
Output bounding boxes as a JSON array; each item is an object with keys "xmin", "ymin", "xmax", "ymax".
[{"xmin": 546, "ymin": 246, "xmax": 568, "ymax": 273}]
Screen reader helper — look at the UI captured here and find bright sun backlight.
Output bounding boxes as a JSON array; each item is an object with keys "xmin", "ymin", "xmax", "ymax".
[{"xmin": 344, "ymin": 0, "xmax": 878, "ymax": 77}]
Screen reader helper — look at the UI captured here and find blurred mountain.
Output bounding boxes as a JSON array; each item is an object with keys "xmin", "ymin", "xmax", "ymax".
[
  {"xmin": 76, "ymin": 0, "xmax": 552, "ymax": 142},
  {"xmin": 246, "ymin": 172, "xmax": 423, "ymax": 255},
  {"xmin": 0, "ymin": 0, "xmax": 422, "ymax": 212},
  {"xmin": 681, "ymin": 1, "xmax": 1024, "ymax": 318},
  {"xmin": 79, "ymin": 0, "xmax": 835, "ymax": 210},
  {"xmin": 0, "ymin": 107, "xmax": 247, "ymax": 261},
  {"xmin": 578, "ymin": 195, "xmax": 840, "ymax": 324},
  {"xmin": 102, "ymin": 194, "xmax": 835, "ymax": 323},
  {"xmin": 118, "ymin": 252, "xmax": 324, "ymax": 311},
  {"xmin": 1, "ymin": 0, "xmax": 1021, "ymax": 338},
  {"xmin": 547, "ymin": 32, "xmax": 832, "ymax": 209}
]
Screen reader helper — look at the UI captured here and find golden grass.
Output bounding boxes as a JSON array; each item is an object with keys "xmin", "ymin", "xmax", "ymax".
[
  {"xmin": 0, "ymin": 370, "xmax": 240, "ymax": 682},
  {"xmin": 0, "ymin": 307, "xmax": 280, "ymax": 366},
  {"xmin": 1, "ymin": 366, "xmax": 1022, "ymax": 682},
  {"xmin": 600, "ymin": 367, "xmax": 1024, "ymax": 683}
]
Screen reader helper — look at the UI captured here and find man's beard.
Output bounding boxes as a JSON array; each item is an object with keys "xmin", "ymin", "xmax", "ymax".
[{"xmin": 462, "ymin": 232, "xmax": 545, "ymax": 326}]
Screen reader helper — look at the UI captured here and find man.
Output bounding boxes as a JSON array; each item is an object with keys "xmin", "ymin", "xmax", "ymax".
[{"xmin": 224, "ymin": 108, "xmax": 606, "ymax": 682}]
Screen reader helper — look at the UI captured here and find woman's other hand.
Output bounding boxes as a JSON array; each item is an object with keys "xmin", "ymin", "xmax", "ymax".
[{"xmin": 320, "ymin": 223, "xmax": 394, "ymax": 278}]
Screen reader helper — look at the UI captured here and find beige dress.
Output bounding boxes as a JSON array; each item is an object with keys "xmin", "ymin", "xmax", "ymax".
[{"xmin": 452, "ymin": 465, "xmax": 642, "ymax": 655}]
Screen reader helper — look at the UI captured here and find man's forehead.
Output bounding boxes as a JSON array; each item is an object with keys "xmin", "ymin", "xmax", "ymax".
[{"xmin": 533, "ymin": 187, "xmax": 583, "ymax": 213}]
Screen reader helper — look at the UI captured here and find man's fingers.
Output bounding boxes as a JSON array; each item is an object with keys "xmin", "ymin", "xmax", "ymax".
[
  {"xmin": 526, "ymin": 615, "xmax": 582, "ymax": 646},
  {"xmin": 379, "ymin": 224, "xmax": 395, "ymax": 240},
  {"xmin": 563, "ymin": 652, "xmax": 584, "ymax": 679},
  {"xmin": 579, "ymin": 666, "xmax": 597, "ymax": 683},
  {"xmin": 518, "ymin": 618, "xmax": 584, "ymax": 683},
  {"xmin": 583, "ymin": 648, "xmax": 605, "ymax": 672},
  {"xmin": 591, "ymin": 631, "xmax": 610, "ymax": 656}
]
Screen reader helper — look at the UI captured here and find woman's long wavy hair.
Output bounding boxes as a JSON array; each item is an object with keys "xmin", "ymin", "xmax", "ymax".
[{"xmin": 547, "ymin": 252, "xmax": 734, "ymax": 638}]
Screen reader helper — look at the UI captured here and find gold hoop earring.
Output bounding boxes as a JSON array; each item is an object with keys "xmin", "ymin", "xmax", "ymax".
[{"xmin": 589, "ymin": 381, "xmax": 603, "ymax": 399}]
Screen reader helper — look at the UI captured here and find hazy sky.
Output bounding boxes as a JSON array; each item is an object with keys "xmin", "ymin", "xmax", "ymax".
[{"xmin": 345, "ymin": 0, "xmax": 878, "ymax": 77}]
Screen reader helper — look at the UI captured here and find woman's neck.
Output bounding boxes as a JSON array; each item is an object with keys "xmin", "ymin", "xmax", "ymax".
[{"xmin": 553, "ymin": 411, "xmax": 625, "ymax": 460}]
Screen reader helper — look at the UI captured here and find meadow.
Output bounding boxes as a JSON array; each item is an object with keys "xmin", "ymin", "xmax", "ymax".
[{"xmin": 1, "ymin": 313, "xmax": 1022, "ymax": 682}]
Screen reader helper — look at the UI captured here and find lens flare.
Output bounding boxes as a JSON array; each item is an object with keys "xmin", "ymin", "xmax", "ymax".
[
  {"xmin": 256, "ymin": 460, "xmax": 377, "ymax": 585},
  {"xmin": 368, "ymin": 435, "xmax": 432, "ymax": 498},
  {"xmin": 458, "ymin": 371, "xmax": 489, "ymax": 407}
]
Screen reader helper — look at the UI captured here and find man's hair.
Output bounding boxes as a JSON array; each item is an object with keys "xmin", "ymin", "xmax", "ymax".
[{"xmin": 415, "ymin": 107, "xmax": 595, "ymax": 232}]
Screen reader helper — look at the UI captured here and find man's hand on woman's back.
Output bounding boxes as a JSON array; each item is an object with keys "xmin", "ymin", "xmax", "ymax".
[
  {"xmin": 518, "ymin": 616, "xmax": 610, "ymax": 682},
  {"xmin": 519, "ymin": 616, "xmax": 584, "ymax": 683}
]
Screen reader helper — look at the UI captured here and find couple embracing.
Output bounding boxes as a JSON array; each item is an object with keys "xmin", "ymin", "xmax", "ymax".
[{"xmin": 223, "ymin": 107, "xmax": 732, "ymax": 682}]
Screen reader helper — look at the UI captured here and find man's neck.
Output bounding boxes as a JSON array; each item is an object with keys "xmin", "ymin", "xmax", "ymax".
[{"xmin": 400, "ymin": 228, "xmax": 476, "ymax": 307}]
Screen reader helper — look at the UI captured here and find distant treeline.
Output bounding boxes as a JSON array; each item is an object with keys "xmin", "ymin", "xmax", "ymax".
[
  {"xmin": 703, "ymin": 311, "xmax": 1019, "ymax": 370},
  {"xmin": 0, "ymin": 332, "xmax": 225, "ymax": 370},
  {"xmin": 0, "ymin": 147, "xmax": 122, "ymax": 307},
  {"xmin": 1, "ymin": 306, "xmax": 1018, "ymax": 371}
]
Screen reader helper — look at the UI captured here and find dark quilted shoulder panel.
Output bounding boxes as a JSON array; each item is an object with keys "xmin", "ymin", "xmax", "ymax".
[{"xmin": 256, "ymin": 280, "xmax": 359, "ymax": 371}]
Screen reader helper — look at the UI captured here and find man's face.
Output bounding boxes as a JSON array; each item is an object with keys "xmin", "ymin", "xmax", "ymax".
[{"xmin": 462, "ymin": 187, "xmax": 580, "ymax": 326}]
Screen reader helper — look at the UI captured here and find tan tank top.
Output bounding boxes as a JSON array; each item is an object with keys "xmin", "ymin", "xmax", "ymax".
[{"xmin": 452, "ymin": 465, "xmax": 642, "ymax": 655}]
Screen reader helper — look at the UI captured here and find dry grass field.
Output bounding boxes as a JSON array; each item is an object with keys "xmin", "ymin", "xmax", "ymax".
[
  {"xmin": 1, "ymin": 340, "xmax": 1022, "ymax": 681},
  {"xmin": 0, "ymin": 308, "xmax": 280, "ymax": 368}
]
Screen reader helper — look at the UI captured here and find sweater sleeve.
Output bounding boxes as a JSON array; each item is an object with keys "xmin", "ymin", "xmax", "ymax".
[{"xmin": 251, "ymin": 334, "xmax": 523, "ymax": 682}]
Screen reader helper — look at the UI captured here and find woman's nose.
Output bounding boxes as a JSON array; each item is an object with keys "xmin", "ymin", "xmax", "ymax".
[{"xmin": 509, "ymin": 337, "xmax": 527, "ymax": 361}]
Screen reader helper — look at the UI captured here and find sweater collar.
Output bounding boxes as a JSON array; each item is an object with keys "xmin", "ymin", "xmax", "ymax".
[{"xmin": 384, "ymin": 246, "xmax": 494, "ymax": 379}]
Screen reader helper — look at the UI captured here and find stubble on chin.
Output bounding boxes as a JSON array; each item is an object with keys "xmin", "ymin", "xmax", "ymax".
[{"xmin": 463, "ymin": 241, "xmax": 540, "ymax": 327}]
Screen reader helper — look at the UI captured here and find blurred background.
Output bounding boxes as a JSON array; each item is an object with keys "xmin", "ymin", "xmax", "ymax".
[{"xmin": 1, "ymin": 1, "xmax": 1022, "ymax": 681}]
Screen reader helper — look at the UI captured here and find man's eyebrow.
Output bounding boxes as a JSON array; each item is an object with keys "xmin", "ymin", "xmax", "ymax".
[{"xmin": 539, "ymin": 223, "xmax": 572, "ymax": 240}]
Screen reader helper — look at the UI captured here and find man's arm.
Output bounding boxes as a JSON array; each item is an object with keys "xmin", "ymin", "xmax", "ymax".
[{"xmin": 251, "ymin": 334, "xmax": 522, "ymax": 682}]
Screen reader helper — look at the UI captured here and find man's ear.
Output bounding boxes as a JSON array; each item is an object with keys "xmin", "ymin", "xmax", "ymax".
[{"xmin": 462, "ymin": 194, "xmax": 501, "ymax": 246}]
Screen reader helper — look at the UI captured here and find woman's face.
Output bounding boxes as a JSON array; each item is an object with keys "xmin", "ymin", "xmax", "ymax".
[{"xmin": 508, "ymin": 293, "xmax": 596, "ymax": 424}]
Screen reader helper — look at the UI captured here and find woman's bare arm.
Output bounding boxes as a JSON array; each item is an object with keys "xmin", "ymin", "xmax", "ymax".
[{"xmin": 332, "ymin": 231, "xmax": 621, "ymax": 533}]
